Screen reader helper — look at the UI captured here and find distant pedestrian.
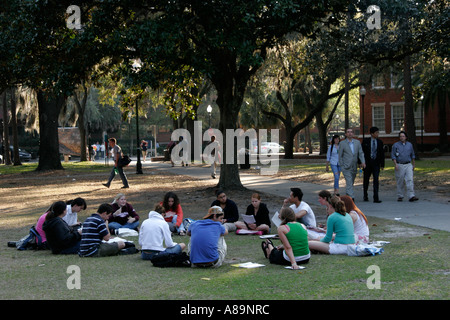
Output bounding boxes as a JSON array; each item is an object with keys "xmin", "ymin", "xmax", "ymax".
[
  {"xmin": 326, "ymin": 135, "xmax": 341, "ymax": 195},
  {"xmin": 338, "ymin": 128, "xmax": 365, "ymax": 201},
  {"xmin": 207, "ymin": 135, "xmax": 220, "ymax": 179},
  {"xmin": 362, "ymin": 127, "xmax": 385, "ymax": 203},
  {"xmin": 99, "ymin": 142, "xmax": 105, "ymax": 159},
  {"xmin": 141, "ymin": 140, "xmax": 148, "ymax": 162},
  {"xmin": 391, "ymin": 131, "xmax": 418, "ymax": 202},
  {"xmin": 103, "ymin": 138, "xmax": 129, "ymax": 189}
]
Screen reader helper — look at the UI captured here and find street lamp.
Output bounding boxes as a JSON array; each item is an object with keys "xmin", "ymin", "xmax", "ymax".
[
  {"xmin": 135, "ymin": 100, "xmax": 143, "ymax": 174},
  {"xmin": 132, "ymin": 58, "xmax": 143, "ymax": 174},
  {"xmin": 360, "ymin": 86, "xmax": 366, "ymax": 139},
  {"xmin": 207, "ymin": 104, "xmax": 212, "ymax": 128}
]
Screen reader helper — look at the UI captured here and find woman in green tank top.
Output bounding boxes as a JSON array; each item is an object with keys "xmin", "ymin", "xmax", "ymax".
[{"xmin": 261, "ymin": 207, "xmax": 310, "ymax": 269}]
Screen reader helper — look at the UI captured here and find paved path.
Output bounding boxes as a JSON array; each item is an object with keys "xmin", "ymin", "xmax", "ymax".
[{"xmin": 137, "ymin": 159, "xmax": 449, "ymax": 232}]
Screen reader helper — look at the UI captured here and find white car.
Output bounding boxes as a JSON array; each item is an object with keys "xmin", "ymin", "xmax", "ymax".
[{"xmin": 259, "ymin": 142, "xmax": 284, "ymax": 154}]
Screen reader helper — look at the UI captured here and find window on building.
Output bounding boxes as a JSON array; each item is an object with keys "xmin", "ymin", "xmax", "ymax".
[
  {"xmin": 372, "ymin": 104, "xmax": 385, "ymax": 132},
  {"xmin": 372, "ymin": 74, "xmax": 385, "ymax": 89},
  {"xmin": 391, "ymin": 103, "xmax": 404, "ymax": 132},
  {"xmin": 390, "ymin": 71, "xmax": 403, "ymax": 88},
  {"xmin": 414, "ymin": 103, "xmax": 424, "ymax": 131}
]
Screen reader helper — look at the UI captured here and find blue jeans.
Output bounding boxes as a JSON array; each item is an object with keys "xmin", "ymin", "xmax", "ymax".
[
  {"xmin": 141, "ymin": 244, "xmax": 183, "ymax": 260},
  {"xmin": 167, "ymin": 215, "xmax": 186, "ymax": 233},
  {"xmin": 330, "ymin": 164, "xmax": 341, "ymax": 189},
  {"xmin": 109, "ymin": 221, "xmax": 139, "ymax": 232}
]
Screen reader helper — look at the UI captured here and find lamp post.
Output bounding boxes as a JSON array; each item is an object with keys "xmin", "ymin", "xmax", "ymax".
[
  {"xmin": 207, "ymin": 104, "xmax": 212, "ymax": 128},
  {"xmin": 135, "ymin": 99, "xmax": 143, "ymax": 174},
  {"xmin": 420, "ymin": 95, "xmax": 424, "ymax": 152},
  {"xmin": 132, "ymin": 58, "xmax": 143, "ymax": 174},
  {"xmin": 360, "ymin": 86, "xmax": 366, "ymax": 139}
]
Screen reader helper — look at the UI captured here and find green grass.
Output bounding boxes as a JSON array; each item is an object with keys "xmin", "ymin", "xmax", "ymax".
[
  {"xmin": 1, "ymin": 218, "xmax": 448, "ymax": 300},
  {"xmin": 0, "ymin": 161, "xmax": 111, "ymax": 175},
  {"xmin": 0, "ymin": 159, "xmax": 449, "ymax": 301}
]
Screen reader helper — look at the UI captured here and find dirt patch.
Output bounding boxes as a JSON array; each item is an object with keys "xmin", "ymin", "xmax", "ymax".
[{"xmin": 376, "ymin": 225, "xmax": 432, "ymax": 238}]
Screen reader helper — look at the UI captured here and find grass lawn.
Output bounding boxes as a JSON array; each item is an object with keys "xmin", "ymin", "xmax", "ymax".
[{"xmin": 0, "ymin": 161, "xmax": 449, "ymax": 301}]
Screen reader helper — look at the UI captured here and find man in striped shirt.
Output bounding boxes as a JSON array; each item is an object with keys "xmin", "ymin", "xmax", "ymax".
[{"xmin": 79, "ymin": 204, "xmax": 125, "ymax": 257}]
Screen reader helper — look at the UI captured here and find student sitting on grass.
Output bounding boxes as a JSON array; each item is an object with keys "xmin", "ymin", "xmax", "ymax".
[
  {"xmin": 108, "ymin": 193, "xmax": 140, "ymax": 235},
  {"xmin": 43, "ymin": 201, "xmax": 82, "ymax": 254},
  {"xmin": 308, "ymin": 196, "xmax": 355, "ymax": 255},
  {"xmin": 261, "ymin": 207, "xmax": 310, "ymax": 269},
  {"xmin": 235, "ymin": 193, "xmax": 271, "ymax": 235},
  {"xmin": 139, "ymin": 204, "xmax": 186, "ymax": 261},
  {"xmin": 79, "ymin": 204, "xmax": 125, "ymax": 257},
  {"xmin": 63, "ymin": 197, "xmax": 87, "ymax": 228},
  {"xmin": 340, "ymin": 195, "xmax": 370, "ymax": 244},
  {"xmin": 187, "ymin": 206, "xmax": 228, "ymax": 268}
]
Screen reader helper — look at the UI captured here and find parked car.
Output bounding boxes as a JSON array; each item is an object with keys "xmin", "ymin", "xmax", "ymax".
[
  {"xmin": 8, "ymin": 146, "xmax": 32, "ymax": 162},
  {"xmin": 260, "ymin": 142, "xmax": 284, "ymax": 154}
]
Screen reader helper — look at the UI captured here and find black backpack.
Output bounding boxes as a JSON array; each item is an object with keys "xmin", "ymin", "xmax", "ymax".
[
  {"xmin": 16, "ymin": 226, "xmax": 47, "ymax": 250},
  {"xmin": 150, "ymin": 252, "xmax": 191, "ymax": 268}
]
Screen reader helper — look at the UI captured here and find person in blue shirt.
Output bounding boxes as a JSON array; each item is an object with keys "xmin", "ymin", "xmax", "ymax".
[
  {"xmin": 391, "ymin": 131, "xmax": 418, "ymax": 202},
  {"xmin": 187, "ymin": 206, "xmax": 228, "ymax": 268}
]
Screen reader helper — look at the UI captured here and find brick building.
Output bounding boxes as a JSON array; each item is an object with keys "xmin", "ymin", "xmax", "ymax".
[{"xmin": 358, "ymin": 72, "xmax": 450, "ymax": 151}]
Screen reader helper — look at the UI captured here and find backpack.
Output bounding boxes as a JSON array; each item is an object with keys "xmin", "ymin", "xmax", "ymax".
[
  {"xmin": 16, "ymin": 226, "xmax": 47, "ymax": 250},
  {"xmin": 150, "ymin": 252, "xmax": 191, "ymax": 268},
  {"xmin": 182, "ymin": 218, "xmax": 195, "ymax": 232}
]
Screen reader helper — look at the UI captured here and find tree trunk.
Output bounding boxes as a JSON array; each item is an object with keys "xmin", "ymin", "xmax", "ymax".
[
  {"xmin": 214, "ymin": 74, "xmax": 245, "ymax": 190},
  {"xmin": 1, "ymin": 90, "xmax": 12, "ymax": 165},
  {"xmin": 403, "ymin": 55, "xmax": 419, "ymax": 158},
  {"xmin": 283, "ymin": 123, "xmax": 294, "ymax": 159},
  {"xmin": 9, "ymin": 87, "xmax": 22, "ymax": 166},
  {"xmin": 73, "ymin": 84, "xmax": 89, "ymax": 161},
  {"xmin": 316, "ymin": 114, "xmax": 328, "ymax": 155},
  {"xmin": 36, "ymin": 90, "xmax": 65, "ymax": 171}
]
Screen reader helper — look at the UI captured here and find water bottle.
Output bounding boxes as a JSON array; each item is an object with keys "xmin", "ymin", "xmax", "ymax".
[
  {"xmin": 114, "ymin": 168, "xmax": 118, "ymax": 174},
  {"xmin": 359, "ymin": 168, "xmax": 362, "ymax": 177}
]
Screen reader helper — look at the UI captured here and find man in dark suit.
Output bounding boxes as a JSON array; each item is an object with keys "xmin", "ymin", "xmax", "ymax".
[{"xmin": 362, "ymin": 127, "xmax": 385, "ymax": 203}]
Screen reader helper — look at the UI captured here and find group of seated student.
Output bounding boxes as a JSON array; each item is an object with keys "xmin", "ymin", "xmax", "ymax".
[{"xmin": 29, "ymin": 186, "xmax": 370, "ymax": 267}]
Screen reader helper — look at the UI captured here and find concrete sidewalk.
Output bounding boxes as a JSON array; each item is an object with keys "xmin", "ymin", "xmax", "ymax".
[{"xmin": 139, "ymin": 160, "xmax": 450, "ymax": 232}]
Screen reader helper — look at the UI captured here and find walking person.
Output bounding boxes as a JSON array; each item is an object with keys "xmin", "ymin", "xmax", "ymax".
[
  {"xmin": 391, "ymin": 131, "xmax": 418, "ymax": 202},
  {"xmin": 362, "ymin": 127, "xmax": 385, "ymax": 203},
  {"xmin": 326, "ymin": 134, "xmax": 341, "ymax": 195},
  {"xmin": 207, "ymin": 135, "xmax": 220, "ymax": 179},
  {"xmin": 338, "ymin": 128, "xmax": 365, "ymax": 201},
  {"xmin": 103, "ymin": 138, "xmax": 129, "ymax": 189},
  {"xmin": 141, "ymin": 140, "xmax": 148, "ymax": 162}
]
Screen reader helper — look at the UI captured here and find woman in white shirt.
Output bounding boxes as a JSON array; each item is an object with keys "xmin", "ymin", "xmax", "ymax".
[
  {"xmin": 340, "ymin": 195, "xmax": 370, "ymax": 244},
  {"xmin": 326, "ymin": 135, "xmax": 341, "ymax": 195}
]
